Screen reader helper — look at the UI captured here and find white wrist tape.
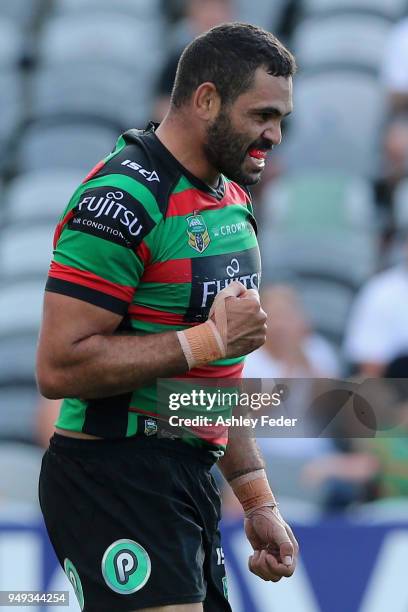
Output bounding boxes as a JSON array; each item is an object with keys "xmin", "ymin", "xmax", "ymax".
[
  {"xmin": 230, "ymin": 469, "xmax": 277, "ymax": 516},
  {"xmin": 177, "ymin": 281, "xmax": 246, "ymax": 369}
]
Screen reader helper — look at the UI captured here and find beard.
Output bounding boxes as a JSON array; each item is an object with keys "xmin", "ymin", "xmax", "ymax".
[{"xmin": 203, "ymin": 108, "xmax": 266, "ymax": 186}]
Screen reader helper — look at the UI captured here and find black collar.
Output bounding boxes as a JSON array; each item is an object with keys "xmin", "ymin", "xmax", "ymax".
[{"xmin": 142, "ymin": 121, "xmax": 226, "ymax": 201}]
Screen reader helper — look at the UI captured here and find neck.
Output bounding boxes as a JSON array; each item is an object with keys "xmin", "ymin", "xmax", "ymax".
[{"xmin": 155, "ymin": 109, "xmax": 220, "ymax": 188}]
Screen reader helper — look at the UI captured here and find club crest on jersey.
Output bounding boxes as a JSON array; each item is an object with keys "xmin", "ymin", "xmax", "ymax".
[
  {"xmin": 144, "ymin": 418, "xmax": 158, "ymax": 437},
  {"xmin": 186, "ymin": 214, "xmax": 210, "ymax": 253}
]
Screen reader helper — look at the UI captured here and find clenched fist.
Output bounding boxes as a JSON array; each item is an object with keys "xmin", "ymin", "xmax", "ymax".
[{"xmin": 209, "ymin": 281, "xmax": 267, "ymax": 359}]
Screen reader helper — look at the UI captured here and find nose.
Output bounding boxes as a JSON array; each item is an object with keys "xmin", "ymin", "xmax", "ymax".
[{"xmin": 263, "ymin": 123, "xmax": 282, "ymax": 147}]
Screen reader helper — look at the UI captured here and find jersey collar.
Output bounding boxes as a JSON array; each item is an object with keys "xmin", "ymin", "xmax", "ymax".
[{"xmin": 142, "ymin": 121, "xmax": 226, "ymax": 201}]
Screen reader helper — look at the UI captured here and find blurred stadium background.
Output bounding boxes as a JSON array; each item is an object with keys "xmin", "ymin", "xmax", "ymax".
[{"xmin": 2, "ymin": 0, "xmax": 408, "ymax": 610}]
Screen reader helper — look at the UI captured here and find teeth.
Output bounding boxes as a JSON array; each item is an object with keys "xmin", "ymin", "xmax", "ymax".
[{"xmin": 249, "ymin": 156, "xmax": 265, "ymax": 168}]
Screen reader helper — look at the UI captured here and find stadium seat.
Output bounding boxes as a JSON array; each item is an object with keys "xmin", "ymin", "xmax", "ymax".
[
  {"xmin": 0, "ymin": 281, "xmax": 46, "ymax": 336},
  {"xmin": 284, "ymin": 71, "xmax": 385, "ymax": 177},
  {"xmin": 16, "ymin": 122, "xmax": 118, "ymax": 172},
  {"xmin": 0, "ymin": 334, "xmax": 39, "ymax": 385},
  {"xmin": 0, "ymin": 443, "xmax": 43, "ymax": 501},
  {"xmin": 4, "ymin": 170, "xmax": 82, "ymax": 223},
  {"xmin": 0, "ymin": 0, "xmax": 43, "ymax": 30},
  {"xmin": 0, "ymin": 223, "xmax": 54, "ymax": 280},
  {"xmin": 0, "ymin": 71, "xmax": 23, "ymax": 162},
  {"xmin": 38, "ymin": 13, "xmax": 163, "ymax": 76},
  {"xmin": 30, "ymin": 64, "xmax": 147, "ymax": 131},
  {"xmin": 233, "ymin": 0, "xmax": 287, "ymax": 30},
  {"xmin": 53, "ymin": 0, "xmax": 162, "ymax": 21},
  {"xmin": 301, "ymin": 0, "xmax": 407, "ymax": 21},
  {"xmin": 262, "ymin": 173, "xmax": 377, "ymax": 233},
  {"xmin": 293, "ymin": 14, "xmax": 391, "ymax": 73},
  {"xmin": 260, "ymin": 231, "xmax": 377, "ymax": 289},
  {"xmin": 0, "ymin": 18, "xmax": 24, "ymax": 68}
]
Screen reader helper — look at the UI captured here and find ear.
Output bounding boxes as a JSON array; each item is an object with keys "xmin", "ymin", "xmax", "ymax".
[{"xmin": 192, "ymin": 82, "xmax": 221, "ymax": 121}]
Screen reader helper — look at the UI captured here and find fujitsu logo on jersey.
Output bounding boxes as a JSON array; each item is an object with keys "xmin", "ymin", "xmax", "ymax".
[
  {"xmin": 201, "ymin": 257, "xmax": 261, "ymax": 307},
  {"xmin": 121, "ymin": 159, "xmax": 160, "ymax": 183},
  {"xmin": 78, "ymin": 190, "xmax": 143, "ymax": 236}
]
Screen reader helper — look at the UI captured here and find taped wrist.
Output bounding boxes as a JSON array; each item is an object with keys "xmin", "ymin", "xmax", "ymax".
[
  {"xmin": 177, "ymin": 320, "xmax": 225, "ymax": 369},
  {"xmin": 229, "ymin": 469, "xmax": 277, "ymax": 516},
  {"xmin": 177, "ymin": 281, "xmax": 246, "ymax": 369}
]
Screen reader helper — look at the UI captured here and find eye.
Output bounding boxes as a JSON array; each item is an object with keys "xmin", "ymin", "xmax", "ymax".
[{"xmin": 257, "ymin": 113, "xmax": 270, "ymax": 123}]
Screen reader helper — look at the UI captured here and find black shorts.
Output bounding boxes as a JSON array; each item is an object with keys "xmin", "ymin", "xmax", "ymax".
[{"xmin": 39, "ymin": 434, "xmax": 232, "ymax": 612}]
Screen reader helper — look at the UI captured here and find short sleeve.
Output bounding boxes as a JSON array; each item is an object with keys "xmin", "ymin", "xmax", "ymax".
[{"xmin": 46, "ymin": 180, "xmax": 160, "ymax": 315}]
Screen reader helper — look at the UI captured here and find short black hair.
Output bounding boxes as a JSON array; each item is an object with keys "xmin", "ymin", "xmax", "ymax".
[{"xmin": 171, "ymin": 22, "xmax": 296, "ymax": 108}]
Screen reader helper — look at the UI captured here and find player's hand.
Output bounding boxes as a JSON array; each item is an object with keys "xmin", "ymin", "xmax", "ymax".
[
  {"xmin": 244, "ymin": 506, "xmax": 299, "ymax": 582},
  {"xmin": 209, "ymin": 281, "xmax": 267, "ymax": 359}
]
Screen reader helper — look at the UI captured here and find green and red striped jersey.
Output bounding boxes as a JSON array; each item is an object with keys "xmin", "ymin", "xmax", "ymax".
[{"xmin": 46, "ymin": 123, "xmax": 261, "ymax": 448}]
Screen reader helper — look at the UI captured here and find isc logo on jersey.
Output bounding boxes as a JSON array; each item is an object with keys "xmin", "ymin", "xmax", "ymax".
[{"xmin": 121, "ymin": 159, "xmax": 160, "ymax": 183}]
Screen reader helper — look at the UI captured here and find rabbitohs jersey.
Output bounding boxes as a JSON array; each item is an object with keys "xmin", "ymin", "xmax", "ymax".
[{"xmin": 46, "ymin": 123, "xmax": 261, "ymax": 447}]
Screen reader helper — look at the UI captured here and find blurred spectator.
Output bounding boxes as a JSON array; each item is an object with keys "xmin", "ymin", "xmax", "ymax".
[
  {"xmin": 376, "ymin": 113, "xmax": 408, "ymax": 222},
  {"xmin": 153, "ymin": 0, "xmax": 234, "ymax": 121},
  {"xmin": 382, "ymin": 17, "xmax": 408, "ymax": 113},
  {"xmin": 377, "ymin": 19, "xmax": 408, "ymax": 218},
  {"xmin": 344, "ymin": 259, "xmax": 408, "ymax": 376},
  {"xmin": 303, "ymin": 356, "xmax": 408, "ymax": 508},
  {"xmin": 244, "ymin": 285, "xmax": 340, "ymax": 379}
]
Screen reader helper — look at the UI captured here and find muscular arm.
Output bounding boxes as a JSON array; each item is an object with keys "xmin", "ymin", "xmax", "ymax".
[
  {"xmin": 36, "ymin": 292, "xmax": 188, "ymax": 399},
  {"xmin": 36, "ymin": 284, "xmax": 266, "ymax": 400}
]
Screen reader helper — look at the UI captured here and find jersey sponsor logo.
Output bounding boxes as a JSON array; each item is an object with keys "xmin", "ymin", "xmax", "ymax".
[
  {"xmin": 212, "ymin": 221, "xmax": 253, "ymax": 237},
  {"xmin": 69, "ymin": 187, "xmax": 155, "ymax": 248},
  {"xmin": 64, "ymin": 558, "xmax": 85, "ymax": 610},
  {"xmin": 121, "ymin": 159, "xmax": 160, "ymax": 183},
  {"xmin": 101, "ymin": 539, "xmax": 151, "ymax": 595},
  {"xmin": 186, "ymin": 213, "xmax": 210, "ymax": 253},
  {"xmin": 184, "ymin": 247, "xmax": 261, "ymax": 323}
]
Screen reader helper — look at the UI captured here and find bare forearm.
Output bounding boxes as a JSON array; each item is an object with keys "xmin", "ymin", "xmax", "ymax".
[
  {"xmin": 38, "ymin": 330, "xmax": 188, "ymax": 399},
  {"xmin": 218, "ymin": 434, "xmax": 265, "ymax": 482}
]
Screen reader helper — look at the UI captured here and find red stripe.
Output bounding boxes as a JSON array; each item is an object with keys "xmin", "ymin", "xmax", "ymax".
[
  {"xmin": 53, "ymin": 210, "xmax": 75, "ymax": 249},
  {"xmin": 128, "ymin": 407, "xmax": 159, "ymax": 417},
  {"xmin": 135, "ymin": 241, "xmax": 151, "ymax": 266},
  {"xmin": 185, "ymin": 362, "xmax": 244, "ymax": 379},
  {"xmin": 167, "ymin": 187, "xmax": 247, "ymax": 217},
  {"xmin": 128, "ymin": 304, "xmax": 186, "ymax": 326},
  {"xmin": 224, "ymin": 180, "xmax": 251, "ymax": 205},
  {"xmin": 190, "ymin": 424, "xmax": 228, "ymax": 446},
  {"xmin": 142, "ymin": 258, "xmax": 191, "ymax": 284},
  {"xmin": 82, "ymin": 159, "xmax": 105, "ymax": 183},
  {"xmin": 48, "ymin": 261, "xmax": 135, "ymax": 302}
]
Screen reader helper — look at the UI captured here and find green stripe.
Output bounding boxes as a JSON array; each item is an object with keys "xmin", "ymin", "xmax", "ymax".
[
  {"xmin": 130, "ymin": 320, "xmax": 187, "ymax": 333},
  {"xmin": 126, "ymin": 412, "xmax": 138, "ymax": 436},
  {"xmin": 137, "ymin": 282, "xmax": 191, "ymax": 310},
  {"xmin": 54, "ymin": 231, "xmax": 144, "ymax": 287},
  {"xmin": 212, "ymin": 356, "xmax": 244, "ymax": 366},
  {"xmin": 56, "ymin": 398, "xmax": 86, "ymax": 430},
  {"xmin": 173, "ymin": 176, "xmax": 194, "ymax": 194}
]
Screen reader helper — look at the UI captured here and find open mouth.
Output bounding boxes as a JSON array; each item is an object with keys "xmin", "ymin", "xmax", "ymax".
[
  {"xmin": 245, "ymin": 147, "xmax": 269, "ymax": 172},
  {"xmin": 248, "ymin": 148, "xmax": 268, "ymax": 160}
]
